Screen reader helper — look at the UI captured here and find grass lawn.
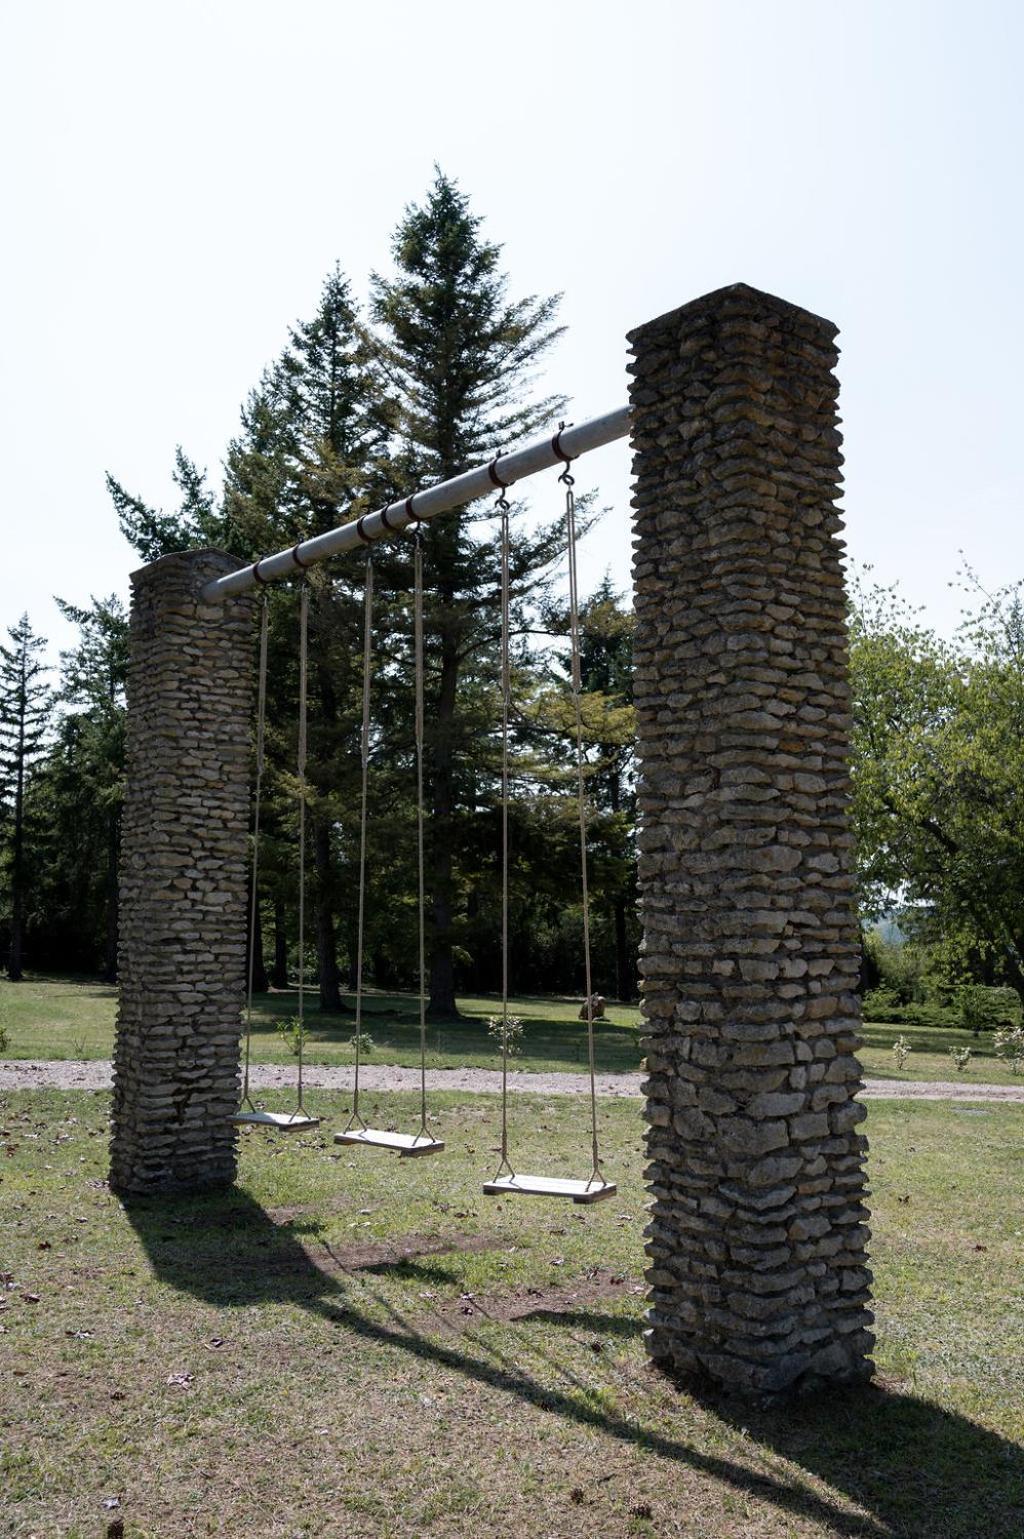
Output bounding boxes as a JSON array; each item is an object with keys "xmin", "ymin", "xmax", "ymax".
[
  {"xmin": 1, "ymin": 1091, "xmax": 1022, "ymax": 1537},
  {"xmin": 3, "ymin": 975, "xmax": 1023, "ymax": 1087}
]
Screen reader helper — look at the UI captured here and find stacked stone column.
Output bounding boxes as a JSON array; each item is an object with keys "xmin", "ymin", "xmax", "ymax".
[
  {"xmin": 629, "ymin": 284, "xmax": 873, "ymax": 1395},
  {"xmin": 109, "ymin": 551, "xmax": 256, "ymax": 1196}
]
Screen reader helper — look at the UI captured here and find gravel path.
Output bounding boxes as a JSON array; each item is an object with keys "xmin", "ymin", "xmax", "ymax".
[{"xmin": 1, "ymin": 1059, "xmax": 1022, "ymax": 1102}]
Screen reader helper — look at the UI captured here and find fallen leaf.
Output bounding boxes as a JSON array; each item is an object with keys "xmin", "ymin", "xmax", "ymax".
[
  {"xmin": 22, "ymin": 1293, "xmax": 40, "ymax": 1304},
  {"xmin": 166, "ymin": 1372, "xmax": 194, "ymax": 1389}
]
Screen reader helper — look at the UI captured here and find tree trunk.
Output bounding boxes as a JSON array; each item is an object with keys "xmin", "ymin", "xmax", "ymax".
[
  {"xmin": 426, "ymin": 624, "xmax": 461, "ymax": 1019},
  {"xmin": 251, "ymin": 889, "xmax": 269, "ymax": 993},
  {"xmin": 312, "ymin": 813, "xmax": 347, "ymax": 1013},
  {"xmin": 101, "ymin": 807, "xmax": 119, "ymax": 983},
  {"xmin": 271, "ymin": 895, "xmax": 288, "ymax": 989},
  {"xmin": 613, "ymin": 895, "xmax": 631, "ymax": 1002},
  {"xmin": 7, "ymin": 880, "xmax": 23, "ymax": 981},
  {"xmin": 7, "ymin": 728, "xmax": 25, "ymax": 981}
]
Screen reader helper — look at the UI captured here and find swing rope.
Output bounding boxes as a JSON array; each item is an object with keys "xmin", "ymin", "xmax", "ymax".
[
  {"xmin": 296, "ymin": 580, "xmax": 310, "ymax": 1115},
  {"xmin": 495, "ymin": 483, "xmax": 514, "ymax": 1180},
  {"xmin": 345, "ymin": 552, "xmax": 374, "ymax": 1134},
  {"xmin": 562, "ymin": 455, "xmax": 603, "ymax": 1187},
  {"xmin": 240, "ymin": 593, "xmax": 269, "ymax": 1112},
  {"xmin": 413, "ymin": 527, "xmax": 431, "ymax": 1139}
]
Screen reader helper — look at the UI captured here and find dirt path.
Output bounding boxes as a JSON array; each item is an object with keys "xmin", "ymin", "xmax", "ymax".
[{"xmin": 1, "ymin": 1058, "xmax": 1022, "ymax": 1102}]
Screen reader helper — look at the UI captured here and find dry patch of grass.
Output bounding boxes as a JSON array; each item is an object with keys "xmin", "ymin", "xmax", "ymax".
[{"xmin": 1, "ymin": 1092, "xmax": 1023, "ymax": 1538}]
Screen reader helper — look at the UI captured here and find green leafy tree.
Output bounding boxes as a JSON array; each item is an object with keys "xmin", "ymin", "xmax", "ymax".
[
  {"xmin": 521, "ymin": 577, "xmax": 638, "ymax": 1000},
  {"xmin": 0, "ymin": 615, "xmax": 52, "ymax": 979},
  {"xmin": 850, "ymin": 565, "xmax": 1024, "ymax": 998},
  {"xmin": 371, "ymin": 168, "xmax": 565, "ymax": 1016}
]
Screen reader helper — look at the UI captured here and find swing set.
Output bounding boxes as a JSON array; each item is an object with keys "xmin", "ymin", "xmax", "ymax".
[{"xmin": 231, "ymin": 417, "xmax": 623, "ymax": 1202}]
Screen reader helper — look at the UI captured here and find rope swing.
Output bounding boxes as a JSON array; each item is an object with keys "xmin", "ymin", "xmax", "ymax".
[
  {"xmin": 335, "ymin": 531, "xmax": 444, "ymax": 1157},
  {"xmin": 235, "ymin": 587, "xmax": 320, "ymax": 1132},
  {"xmin": 483, "ymin": 441, "xmax": 616, "ymax": 1204}
]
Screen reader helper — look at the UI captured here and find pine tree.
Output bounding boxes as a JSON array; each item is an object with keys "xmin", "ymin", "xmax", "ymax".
[
  {"xmin": 53, "ymin": 595, "xmax": 129, "ymax": 980},
  {"xmin": 109, "ymin": 269, "xmax": 386, "ymax": 1012},
  {"xmin": 371, "ymin": 169, "xmax": 565, "ymax": 1016},
  {"xmin": 106, "ymin": 447, "xmax": 224, "ymax": 563},
  {"xmin": 225, "ymin": 266, "xmax": 387, "ymax": 1011},
  {"xmin": 0, "ymin": 615, "xmax": 52, "ymax": 979}
]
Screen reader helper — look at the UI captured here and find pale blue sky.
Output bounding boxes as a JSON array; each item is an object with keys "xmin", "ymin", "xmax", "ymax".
[{"xmin": 1, "ymin": 0, "xmax": 1020, "ymax": 657}]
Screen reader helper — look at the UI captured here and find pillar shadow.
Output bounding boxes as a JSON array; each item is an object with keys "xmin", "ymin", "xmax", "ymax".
[{"xmin": 124, "ymin": 1191, "xmax": 1024, "ymax": 1539}]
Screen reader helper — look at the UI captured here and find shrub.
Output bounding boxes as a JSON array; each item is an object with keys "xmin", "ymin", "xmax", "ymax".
[
  {"xmin": 0, "ymin": 1024, "xmax": 9, "ymax": 1053},
  {"xmin": 273, "ymin": 1016, "xmax": 303, "ymax": 1057},
  {"xmin": 948, "ymin": 1045, "xmax": 972, "ymax": 1073},
  {"xmin": 862, "ymin": 993, "xmax": 957, "ymax": 1027},
  {"xmin": 993, "ymin": 1025, "xmax": 1024, "ymax": 1074},
  {"xmin": 862, "ymin": 987, "xmax": 901, "ymax": 1018},
  {"xmin": 863, "ymin": 931, "xmax": 933, "ymax": 1005},
  {"xmin": 487, "ymin": 1014, "xmax": 525, "ymax": 1057},
  {"xmin": 958, "ymin": 985, "xmax": 1023, "ymax": 1035},
  {"xmin": 892, "ymin": 1034, "xmax": 913, "ymax": 1070}
]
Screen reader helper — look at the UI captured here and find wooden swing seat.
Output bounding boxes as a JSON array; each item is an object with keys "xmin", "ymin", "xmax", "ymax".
[
  {"xmin": 483, "ymin": 1172, "xmax": 617, "ymax": 1205},
  {"xmin": 334, "ymin": 1127, "xmax": 445, "ymax": 1158},
  {"xmin": 233, "ymin": 1109, "xmax": 321, "ymax": 1132}
]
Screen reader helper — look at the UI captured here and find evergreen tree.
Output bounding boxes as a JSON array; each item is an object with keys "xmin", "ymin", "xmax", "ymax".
[
  {"xmin": 224, "ymin": 267, "xmax": 387, "ymax": 1011},
  {"xmin": 371, "ymin": 168, "xmax": 565, "ymax": 1016},
  {"xmin": 107, "ymin": 447, "xmax": 224, "ymax": 562},
  {"xmin": 53, "ymin": 595, "xmax": 128, "ymax": 979},
  {"xmin": 109, "ymin": 269, "xmax": 386, "ymax": 1012},
  {"xmin": 0, "ymin": 615, "xmax": 52, "ymax": 979}
]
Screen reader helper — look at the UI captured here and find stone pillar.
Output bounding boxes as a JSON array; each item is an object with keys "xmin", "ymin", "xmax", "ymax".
[
  {"xmin": 629, "ymin": 284, "xmax": 873, "ymax": 1396},
  {"xmin": 110, "ymin": 550, "xmax": 256, "ymax": 1196}
]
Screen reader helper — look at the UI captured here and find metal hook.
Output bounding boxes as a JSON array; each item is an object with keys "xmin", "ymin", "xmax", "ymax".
[
  {"xmin": 488, "ymin": 454, "xmax": 511, "ymax": 491},
  {"xmin": 552, "ymin": 420, "xmax": 576, "ymax": 485}
]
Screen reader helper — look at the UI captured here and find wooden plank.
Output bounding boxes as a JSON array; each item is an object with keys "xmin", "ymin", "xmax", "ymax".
[
  {"xmin": 334, "ymin": 1128, "xmax": 445, "ymax": 1158},
  {"xmin": 233, "ymin": 1110, "xmax": 321, "ymax": 1132},
  {"xmin": 482, "ymin": 1173, "xmax": 617, "ymax": 1205}
]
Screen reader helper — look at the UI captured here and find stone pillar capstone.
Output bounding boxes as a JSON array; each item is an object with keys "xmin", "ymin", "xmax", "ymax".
[
  {"xmin": 110, "ymin": 550, "xmax": 256, "ymax": 1196},
  {"xmin": 629, "ymin": 284, "xmax": 874, "ymax": 1395}
]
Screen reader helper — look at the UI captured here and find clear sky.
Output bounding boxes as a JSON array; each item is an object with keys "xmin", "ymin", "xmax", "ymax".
[{"xmin": 1, "ymin": 0, "xmax": 1020, "ymax": 660}]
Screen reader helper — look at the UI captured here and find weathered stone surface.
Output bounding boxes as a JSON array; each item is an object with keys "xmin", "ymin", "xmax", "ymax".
[
  {"xmin": 109, "ymin": 551, "xmax": 256, "ymax": 1196},
  {"xmin": 630, "ymin": 284, "xmax": 873, "ymax": 1396}
]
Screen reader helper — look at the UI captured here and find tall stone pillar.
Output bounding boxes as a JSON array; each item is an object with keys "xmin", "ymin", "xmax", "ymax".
[
  {"xmin": 110, "ymin": 551, "xmax": 256, "ymax": 1196},
  {"xmin": 629, "ymin": 284, "xmax": 873, "ymax": 1395}
]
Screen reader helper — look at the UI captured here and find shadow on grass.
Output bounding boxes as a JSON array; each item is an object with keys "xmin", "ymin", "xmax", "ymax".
[
  {"xmin": 247, "ymin": 989, "xmax": 642, "ymax": 1073},
  {"xmin": 125, "ymin": 1188, "xmax": 1024, "ymax": 1539}
]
